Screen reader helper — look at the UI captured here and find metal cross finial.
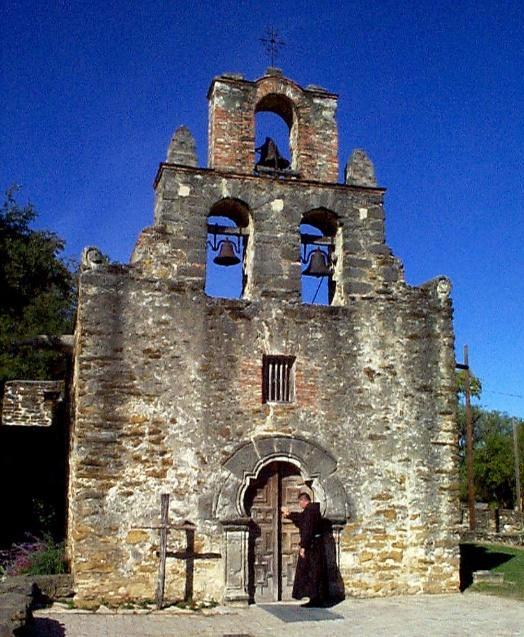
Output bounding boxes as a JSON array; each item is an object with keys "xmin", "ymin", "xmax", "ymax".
[{"xmin": 260, "ymin": 27, "xmax": 285, "ymax": 67}]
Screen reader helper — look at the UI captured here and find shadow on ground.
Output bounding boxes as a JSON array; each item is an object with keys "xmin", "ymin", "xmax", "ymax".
[
  {"xmin": 24, "ymin": 617, "xmax": 66, "ymax": 636},
  {"xmin": 460, "ymin": 543, "xmax": 514, "ymax": 591},
  {"xmin": 259, "ymin": 603, "xmax": 344, "ymax": 623}
]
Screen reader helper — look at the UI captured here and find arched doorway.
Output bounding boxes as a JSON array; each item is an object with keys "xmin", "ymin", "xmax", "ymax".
[
  {"xmin": 217, "ymin": 435, "xmax": 347, "ymax": 605},
  {"xmin": 244, "ymin": 461, "xmax": 313, "ymax": 602}
]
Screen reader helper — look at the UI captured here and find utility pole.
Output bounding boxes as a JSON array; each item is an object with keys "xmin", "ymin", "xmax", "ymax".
[
  {"xmin": 513, "ymin": 419, "xmax": 522, "ymax": 514},
  {"xmin": 457, "ymin": 345, "xmax": 475, "ymax": 530}
]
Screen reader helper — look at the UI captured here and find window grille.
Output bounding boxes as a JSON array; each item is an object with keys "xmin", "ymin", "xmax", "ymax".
[{"xmin": 263, "ymin": 356, "xmax": 295, "ymax": 403}]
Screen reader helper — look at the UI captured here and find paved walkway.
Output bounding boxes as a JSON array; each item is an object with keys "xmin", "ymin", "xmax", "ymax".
[{"xmin": 28, "ymin": 593, "xmax": 523, "ymax": 637}]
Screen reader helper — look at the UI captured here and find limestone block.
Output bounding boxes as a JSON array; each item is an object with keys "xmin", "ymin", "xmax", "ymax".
[{"xmin": 1, "ymin": 380, "xmax": 63, "ymax": 427}]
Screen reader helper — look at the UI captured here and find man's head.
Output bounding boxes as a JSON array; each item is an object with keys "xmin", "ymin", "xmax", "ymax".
[{"xmin": 298, "ymin": 492, "xmax": 311, "ymax": 510}]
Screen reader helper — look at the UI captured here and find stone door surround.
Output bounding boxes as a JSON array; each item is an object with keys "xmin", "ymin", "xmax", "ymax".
[{"xmin": 216, "ymin": 435, "xmax": 348, "ymax": 604}]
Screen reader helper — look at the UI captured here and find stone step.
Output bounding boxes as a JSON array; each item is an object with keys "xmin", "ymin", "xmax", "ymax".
[{"xmin": 472, "ymin": 570, "xmax": 505, "ymax": 584}]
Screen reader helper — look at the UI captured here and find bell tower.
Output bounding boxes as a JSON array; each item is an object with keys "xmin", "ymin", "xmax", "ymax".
[
  {"xmin": 135, "ymin": 68, "xmax": 404, "ymax": 305},
  {"xmin": 207, "ymin": 68, "xmax": 339, "ymax": 182}
]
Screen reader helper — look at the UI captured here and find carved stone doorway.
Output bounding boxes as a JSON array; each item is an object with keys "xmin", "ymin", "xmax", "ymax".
[{"xmin": 244, "ymin": 461, "xmax": 313, "ymax": 602}]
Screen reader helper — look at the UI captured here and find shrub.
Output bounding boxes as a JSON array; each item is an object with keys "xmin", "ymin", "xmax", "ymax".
[
  {"xmin": 23, "ymin": 540, "xmax": 67, "ymax": 575},
  {"xmin": 6, "ymin": 536, "xmax": 67, "ymax": 576}
]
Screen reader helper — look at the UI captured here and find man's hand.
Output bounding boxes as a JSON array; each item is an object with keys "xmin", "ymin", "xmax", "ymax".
[
  {"xmin": 299, "ymin": 548, "xmax": 305, "ymax": 559},
  {"xmin": 281, "ymin": 506, "xmax": 290, "ymax": 517}
]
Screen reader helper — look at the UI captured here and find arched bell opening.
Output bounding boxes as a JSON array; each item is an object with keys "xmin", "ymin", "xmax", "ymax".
[
  {"xmin": 205, "ymin": 198, "xmax": 252, "ymax": 299},
  {"xmin": 300, "ymin": 209, "xmax": 341, "ymax": 306},
  {"xmin": 254, "ymin": 93, "xmax": 296, "ymax": 174},
  {"xmin": 243, "ymin": 460, "xmax": 315, "ymax": 603}
]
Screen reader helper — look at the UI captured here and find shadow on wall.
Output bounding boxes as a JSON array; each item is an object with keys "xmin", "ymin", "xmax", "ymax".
[
  {"xmin": 322, "ymin": 519, "xmax": 345, "ymax": 603},
  {"xmin": 0, "ymin": 397, "xmax": 69, "ymax": 546},
  {"xmin": 164, "ymin": 526, "xmax": 221, "ymax": 603}
]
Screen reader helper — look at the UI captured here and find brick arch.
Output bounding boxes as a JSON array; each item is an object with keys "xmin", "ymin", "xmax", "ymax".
[
  {"xmin": 215, "ymin": 435, "xmax": 348, "ymax": 523},
  {"xmin": 208, "ymin": 72, "xmax": 338, "ymax": 181},
  {"xmin": 255, "ymin": 75, "xmax": 307, "ymax": 102},
  {"xmin": 255, "ymin": 92, "xmax": 296, "ymax": 129},
  {"xmin": 255, "ymin": 78, "xmax": 308, "ymax": 174}
]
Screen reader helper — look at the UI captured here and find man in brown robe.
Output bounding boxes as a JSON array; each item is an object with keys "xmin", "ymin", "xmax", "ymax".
[{"xmin": 282, "ymin": 493, "xmax": 327, "ymax": 607}]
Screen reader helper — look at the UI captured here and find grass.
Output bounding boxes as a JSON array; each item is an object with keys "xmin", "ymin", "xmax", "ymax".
[{"xmin": 461, "ymin": 542, "xmax": 524, "ymax": 601}]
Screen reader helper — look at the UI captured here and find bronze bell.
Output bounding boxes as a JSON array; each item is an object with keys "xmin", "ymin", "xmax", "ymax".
[
  {"xmin": 214, "ymin": 239, "xmax": 241, "ymax": 266},
  {"xmin": 303, "ymin": 248, "xmax": 331, "ymax": 277}
]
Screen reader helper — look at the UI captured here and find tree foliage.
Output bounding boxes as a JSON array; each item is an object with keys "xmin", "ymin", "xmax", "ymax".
[
  {"xmin": 458, "ymin": 404, "xmax": 524, "ymax": 508},
  {"xmin": 456, "ymin": 369, "xmax": 482, "ymax": 399},
  {"xmin": 456, "ymin": 370, "xmax": 523, "ymax": 509},
  {"xmin": 0, "ymin": 186, "xmax": 76, "ymax": 386}
]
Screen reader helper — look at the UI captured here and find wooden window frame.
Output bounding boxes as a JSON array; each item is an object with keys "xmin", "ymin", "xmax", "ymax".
[{"xmin": 262, "ymin": 355, "xmax": 295, "ymax": 404}]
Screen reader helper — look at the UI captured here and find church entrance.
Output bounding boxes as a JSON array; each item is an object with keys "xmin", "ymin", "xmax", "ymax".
[{"xmin": 244, "ymin": 462, "xmax": 313, "ymax": 602}]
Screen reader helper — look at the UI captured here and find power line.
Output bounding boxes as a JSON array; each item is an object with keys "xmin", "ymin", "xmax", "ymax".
[{"xmin": 484, "ymin": 389, "xmax": 524, "ymax": 400}]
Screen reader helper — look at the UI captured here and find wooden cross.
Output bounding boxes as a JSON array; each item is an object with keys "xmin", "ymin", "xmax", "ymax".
[{"xmin": 133, "ymin": 493, "xmax": 220, "ymax": 609}]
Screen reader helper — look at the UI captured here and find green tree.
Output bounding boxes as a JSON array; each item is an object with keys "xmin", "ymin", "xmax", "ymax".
[
  {"xmin": 456, "ymin": 369, "xmax": 482, "ymax": 400},
  {"xmin": 456, "ymin": 370, "xmax": 524, "ymax": 508},
  {"xmin": 458, "ymin": 405, "xmax": 524, "ymax": 508},
  {"xmin": 0, "ymin": 186, "xmax": 76, "ymax": 387}
]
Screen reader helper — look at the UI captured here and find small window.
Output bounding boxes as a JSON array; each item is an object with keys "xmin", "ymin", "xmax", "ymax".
[{"xmin": 263, "ymin": 356, "xmax": 295, "ymax": 403}]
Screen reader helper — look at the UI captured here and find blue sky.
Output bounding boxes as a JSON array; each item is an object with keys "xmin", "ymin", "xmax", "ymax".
[{"xmin": 2, "ymin": 0, "xmax": 523, "ymax": 417}]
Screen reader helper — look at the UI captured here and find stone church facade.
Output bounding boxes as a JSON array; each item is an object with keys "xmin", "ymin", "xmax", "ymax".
[{"xmin": 67, "ymin": 69, "xmax": 459, "ymax": 606}]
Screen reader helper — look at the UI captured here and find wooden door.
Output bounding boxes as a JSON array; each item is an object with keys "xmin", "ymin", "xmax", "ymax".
[
  {"xmin": 248, "ymin": 465, "xmax": 278, "ymax": 601},
  {"xmin": 281, "ymin": 473, "xmax": 312, "ymax": 600},
  {"xmin": 246, "ymin": 463, "xmax": 313, "ymax": 602}
]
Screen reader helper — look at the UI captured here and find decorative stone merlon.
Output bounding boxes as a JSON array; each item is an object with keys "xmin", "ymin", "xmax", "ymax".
[
  {"xmin": 81, "ymin": 246, "xmax": 106, "ymax": 272},
  {"xmin": 2, "ymin": 381, "xmax": 64, "ymax": 427},
  {"xmin": 436, "ymin": 277, "xmax": 452, "ymax": 301},
  {"xmin": 345, "ymin": 149, "xmax": 377, "ymax": 187},
  {"xmin": 166, "ymin": 126, "xmax": 198, "ymax": 167},
  {"xmin": 421, "ymin": 276, "xmax": 453, "ymax": 304}
]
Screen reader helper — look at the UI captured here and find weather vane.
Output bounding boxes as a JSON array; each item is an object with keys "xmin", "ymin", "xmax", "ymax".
[{"xmin": 260, "ymin": 27, "xmax": 285, "ymax": 67}]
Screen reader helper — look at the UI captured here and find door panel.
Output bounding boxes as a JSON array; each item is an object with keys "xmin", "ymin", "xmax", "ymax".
[
  {"xmin": 281, "ymin": 475, "xmax": 312, "ymax": 600},
  {"xmin": 246, "ymin": 463, "xmax": 313, "ymax": 602},
  {"xmin": 249, "ymin": 468, "xmax": 278, "ymax": 602}
]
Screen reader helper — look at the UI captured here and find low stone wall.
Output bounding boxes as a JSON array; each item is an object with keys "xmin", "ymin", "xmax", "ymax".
[
  {"xmin": 1, "ymin": 381, "xmax": 64, "ymax": 427},
  {"xmin": 460, "ymin": 506, "xmax": 524, "ymax": 535},
  {"xmin": 0, "ymin": 577, "xmax": 33, "ymax": 637},
  {"xmin": 0, "ymin": 575, "xmax": 73, "ymax": 637}
]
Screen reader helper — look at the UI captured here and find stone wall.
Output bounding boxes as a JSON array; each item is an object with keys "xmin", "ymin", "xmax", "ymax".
[
  {"xmin": 460, "ymin": 506, "xmax": 524, "ymax": 535},
  {"xmin": 68, "ymin": 203, "xmax": 458, "ymax": 605},
  {"xmin": 143, "ymin": 165, "xmax": 400, "ymax": 303},
  {"xmin": 1, "ymin": 381, "xmax": 64, "ymax": 427},
  {"xmin": 67, "ymin": 69, "xmax": 459, "ymax": 606}
]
